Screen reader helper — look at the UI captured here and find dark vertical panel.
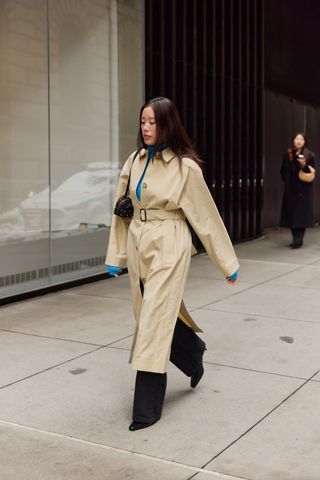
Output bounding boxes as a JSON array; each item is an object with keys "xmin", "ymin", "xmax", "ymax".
[
  {"xmin": 203, "ymin": 0, "xmax": 216, "ymax": 193},
  {"xmin": 232, "ymin": 0, "xmax": 242, "ymax": 242},
  {"xmin": 265, "ymin": 0, "xmax": 320, "ymax": 107},
  {"xmin": 248, "ymin": 0, "xmax": 257, "ymax": 238},
  {"xmin": 191, "ymin": 0, "xmax": 198, "ymax": 146},
  {"xmin": 240, "ymin": 0, "xmax": 250, "ymax": 239},
  {"xmin": 256, "ymin": 0, "xmax": 264, "ymax": 235},
  {"xmin": 145, "ymin": 0, "xmax": 154, "ymax": 98},
  {"xmin": 170, "ymin": 0, "xmax": 177, "ymax": 100},
  {"xmin": 185, "ymin": 2, "xmax": 194, "ymax": 136},
  {"xmin": 199, "ymin": 0, "xmax": 208, "ymax": 168},
  {"xmin": 214, "ymin": 0, "xmax": 225, "ymax": 220},
  {"xmin": 176, "ymin": 0, "xmax": 186, "ymax": 121},
  {"xmin": 223, "ymin": 0, "xmax": 233, "ymax": 236},
  {"xmin": 145, "ymin": 0, "xmax": 264, "ymax": 242},
  {"xmin": 159, "ymin": 0, "xmax": 165, "ymax": 93}
]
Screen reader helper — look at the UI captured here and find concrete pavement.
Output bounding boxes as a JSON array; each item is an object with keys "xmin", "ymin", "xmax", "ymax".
[{"xmin": 1, "ymin": 227, "xmax": 320, "ymax": 479}]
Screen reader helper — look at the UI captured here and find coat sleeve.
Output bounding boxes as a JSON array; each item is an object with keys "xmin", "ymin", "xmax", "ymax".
[
  {"xmin": 308, "ymin": 151, "xmax": 316, "ymax": 169},
  {"xmin": 179, "ymin": 162, "xmax": 239, "ymax": 277},
  {"xmin": 105, "ymin": 155, "xmax": 133, "ymax": 268}
]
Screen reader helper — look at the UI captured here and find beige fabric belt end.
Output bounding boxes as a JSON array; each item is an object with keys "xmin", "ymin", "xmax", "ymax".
[{"xmin": 133, "ymin": 208, "xmax": 186, "ymax": 222}]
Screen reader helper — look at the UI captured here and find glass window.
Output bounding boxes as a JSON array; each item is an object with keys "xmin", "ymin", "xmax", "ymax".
[
  {"xmin": 0, "ymin": 1, "xmax": 50, "ymax": 296},
  {"xmin": 0, "ymin": 0, "xmax": 143, "ymax": 300}
]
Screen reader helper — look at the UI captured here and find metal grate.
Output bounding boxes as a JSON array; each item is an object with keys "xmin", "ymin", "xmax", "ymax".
[
  {"xmin": 145, "ymin": 0, "xmax": 264, "ymax": 242},
  {"xmin": 0, "ymin": 256, "xmax": 106, "ymax": 288}
]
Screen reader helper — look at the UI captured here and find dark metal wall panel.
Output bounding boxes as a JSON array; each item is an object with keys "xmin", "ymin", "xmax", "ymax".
[
  {"xmin": 265, "ymin": 0, "xmax": 320, "ymax": 107},
  {"xmin": 145, "ymin": 0, "xmax": 264, "ymax": 242}
]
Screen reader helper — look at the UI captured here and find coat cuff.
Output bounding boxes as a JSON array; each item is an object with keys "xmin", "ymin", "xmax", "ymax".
[
  {"xmin": 219, "ymin": 259, "xmax": 240, "ymax": 277},
  {"xmin": 105, "ymin": 254, "xmax": 127, "ymax": 268}
]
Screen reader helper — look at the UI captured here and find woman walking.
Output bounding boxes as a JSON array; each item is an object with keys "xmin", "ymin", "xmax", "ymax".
[
  {"xmin": 106, "ymin": 97, "xmax": 239, "ymax": 431},
  {"xmin": 280, "ymin": 133, "xmax": 316, "ymax": 248}
]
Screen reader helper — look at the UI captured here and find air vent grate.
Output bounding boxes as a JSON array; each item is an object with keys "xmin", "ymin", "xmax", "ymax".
[{"xmin": 0, "ymin": 256, "xmax": 105, "ymax": 288}]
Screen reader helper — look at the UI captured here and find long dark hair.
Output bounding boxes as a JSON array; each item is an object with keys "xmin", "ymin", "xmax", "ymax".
[
  {"xmin": 137, "ymin": 97, "xmax": 203, "ymax": 167},
  {"xmin": 289, "ymin": 132, "xmax": 310, "ymax": 161},
  {"xmin": 292, "ymin": 132, "xmax": 307, "ymax": 147}
]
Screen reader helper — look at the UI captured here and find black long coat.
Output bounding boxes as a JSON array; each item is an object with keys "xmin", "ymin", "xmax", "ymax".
[{"xmin": 280, "ymin": 147, "xmax": 316, "ymax": 229}]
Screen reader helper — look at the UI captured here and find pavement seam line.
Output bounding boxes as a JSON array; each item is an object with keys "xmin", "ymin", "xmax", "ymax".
[
  {"xmin": 0, "ymin": 329, "xmax": 134, "ymax": 349},
  {"xmin": 0, "ymin": 346, "xmax": 105, "ymax": 391},
  {"xmin": 197, "ymin": 306, "xmax": 320, "ymax": 326},
  {"xmin": 64, "ymin": 291, "xmax": 132, "ymax": 301},
  {"xmin": 186, "ymin": 471, "xmax": 250, "ymax": 480},
  {"xmin": 103, "ymin": 333, "xmax": 134, "ymax": 347},
  {"xmin": 200, "ymin": 368, "xmax": 320, "ymax": 468},
  {"xmin": 107, "ymin": 345, "xmax": 131, "ymax": 352},
  {"xmin": 234, "ymin": 258, "xmax": 301, "ymax": 265},
  {"xmin": 0, "ymin": 328, "xmax": 103, "ymax": 347},
  {"xmin": 0, "ymin": 418, "xmax": 249, "ymax": 480},
  {"xmin": 194, "ymin": 264, "xmax": 306, "ymax": 310},
  {"xmin": 203, "ymin": 360, "xmax": 308, "ymax": 381},
  {"xmin": 188, "ymin": 264, "xmax": 301, "ymax": 282},
  {"xmin": 199, "ymin": 305, "xmax": 320, "ymax": 326},
  {"xmin": 195, "ymin": 251, "xmax": 304, "ymax": 267}
]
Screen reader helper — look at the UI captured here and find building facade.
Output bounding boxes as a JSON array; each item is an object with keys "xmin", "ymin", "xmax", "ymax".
[{"xmin": 1, "ymin": 0, "xmax": 320, "ymax": 301}]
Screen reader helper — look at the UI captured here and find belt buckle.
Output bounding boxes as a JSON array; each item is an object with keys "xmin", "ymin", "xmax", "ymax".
[{"xmin": 140, "ymin": 209, "xmax": 147, "ymax": 221}]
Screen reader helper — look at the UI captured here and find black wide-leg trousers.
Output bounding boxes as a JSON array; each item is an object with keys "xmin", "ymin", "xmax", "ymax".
[
  {"xmin": 291, "ymin": 228, "xmax": 306, "ymax": 246},
  {"xmin": 132, "ymin": 318, "xmax": 206, "ymax": 423}
]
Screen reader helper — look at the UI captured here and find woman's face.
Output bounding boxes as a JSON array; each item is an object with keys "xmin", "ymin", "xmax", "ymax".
[
  {"xmin": 293, "ymin": 134, "xmax": 305, "ymax": 149},
  {"xmin": 141, "ymin": 106, "xmax": 157, "ymax": 145}
]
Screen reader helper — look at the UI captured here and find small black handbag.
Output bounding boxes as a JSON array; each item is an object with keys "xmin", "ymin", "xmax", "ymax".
[{"xmin": 113, "ymin": 150, "xmax": 140, "ymax": 218}]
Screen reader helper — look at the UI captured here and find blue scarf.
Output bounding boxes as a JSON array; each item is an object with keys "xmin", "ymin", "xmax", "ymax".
[{"xmin": 136, "ymin": 145, "xmax": 168, "ymax": 201}]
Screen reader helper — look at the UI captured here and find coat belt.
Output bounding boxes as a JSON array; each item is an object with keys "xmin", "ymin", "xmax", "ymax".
[{"xmin": 133, "ymin": 208, "xmax": 186, "ymax": 222}]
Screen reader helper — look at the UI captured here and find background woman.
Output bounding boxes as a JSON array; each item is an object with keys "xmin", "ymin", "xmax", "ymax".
[
  {"xmin": 280, "ymin": 132, "xmax": 316, "ymax": 248},
  {"xmin": 106, "ymin": 97, "xmax": 239, "ymax": 431}
]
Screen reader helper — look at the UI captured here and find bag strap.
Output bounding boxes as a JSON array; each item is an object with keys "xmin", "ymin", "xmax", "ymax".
[{"xmin": 124, "ymin": 149, "xmax": 141, "ymax": 197}]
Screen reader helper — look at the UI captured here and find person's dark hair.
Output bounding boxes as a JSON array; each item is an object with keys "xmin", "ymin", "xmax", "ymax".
[
  {"xmin": 137, "ymin": 96, "xmax": 203, "ymax": 167},
  {"xmin": 289, "ymin": 132, "xmax": 310, "ymax": 161},
  {"xmin": 292, "ymin": 132, "xmax": 307, "ymax": 146}
]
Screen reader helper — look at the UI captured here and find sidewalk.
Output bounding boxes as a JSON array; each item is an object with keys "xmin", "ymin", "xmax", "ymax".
[{"xmin": 1, "ymin": 227, "xmax": 320, "ymax": 480}]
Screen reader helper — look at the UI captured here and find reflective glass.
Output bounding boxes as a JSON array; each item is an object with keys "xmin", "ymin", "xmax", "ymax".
[
  {"xmin": 0, "ymin": 0, "xmax": 143, "ymax": 299},
  {"xmin": 0, "ymin": 1, "xmax": 50, "ymax": 296}
]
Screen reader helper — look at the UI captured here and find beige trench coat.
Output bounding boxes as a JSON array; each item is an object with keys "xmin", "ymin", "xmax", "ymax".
[{"xmin": 106, "ymin": 148, "xmax": 239, "ymax": 373}]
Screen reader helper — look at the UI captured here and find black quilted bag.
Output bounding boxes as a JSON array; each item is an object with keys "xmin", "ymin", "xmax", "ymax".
[
  {"xmin": 113, "ymin": 150, "xmax": 140, "ymax": 218},
  {"xmin": 113, "ymin": 196, "xmax": 134, "ymax": 217}
]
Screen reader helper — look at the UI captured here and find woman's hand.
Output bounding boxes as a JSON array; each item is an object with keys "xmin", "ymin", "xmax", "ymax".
[
  {"xmin": 226, "ymin": 269, "xmax": 238, "ymax": 284},
  {"xmin": 297, "ymin": 155, "xmax": 306, "ymax": 167},
  {"xmin": 107, "ymin": 265, "xmax": 122, "ymax": 277}
]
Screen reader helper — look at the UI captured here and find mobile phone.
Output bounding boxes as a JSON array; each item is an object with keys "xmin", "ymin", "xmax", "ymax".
[{"xmin": 298, "ymin": 154, "xmax": 304, "ymax": 158}]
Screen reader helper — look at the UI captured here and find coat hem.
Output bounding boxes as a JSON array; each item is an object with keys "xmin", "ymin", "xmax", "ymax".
[{"xmin": 130, "ymin": 359, "xmax": 167, "ymax": 374}]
